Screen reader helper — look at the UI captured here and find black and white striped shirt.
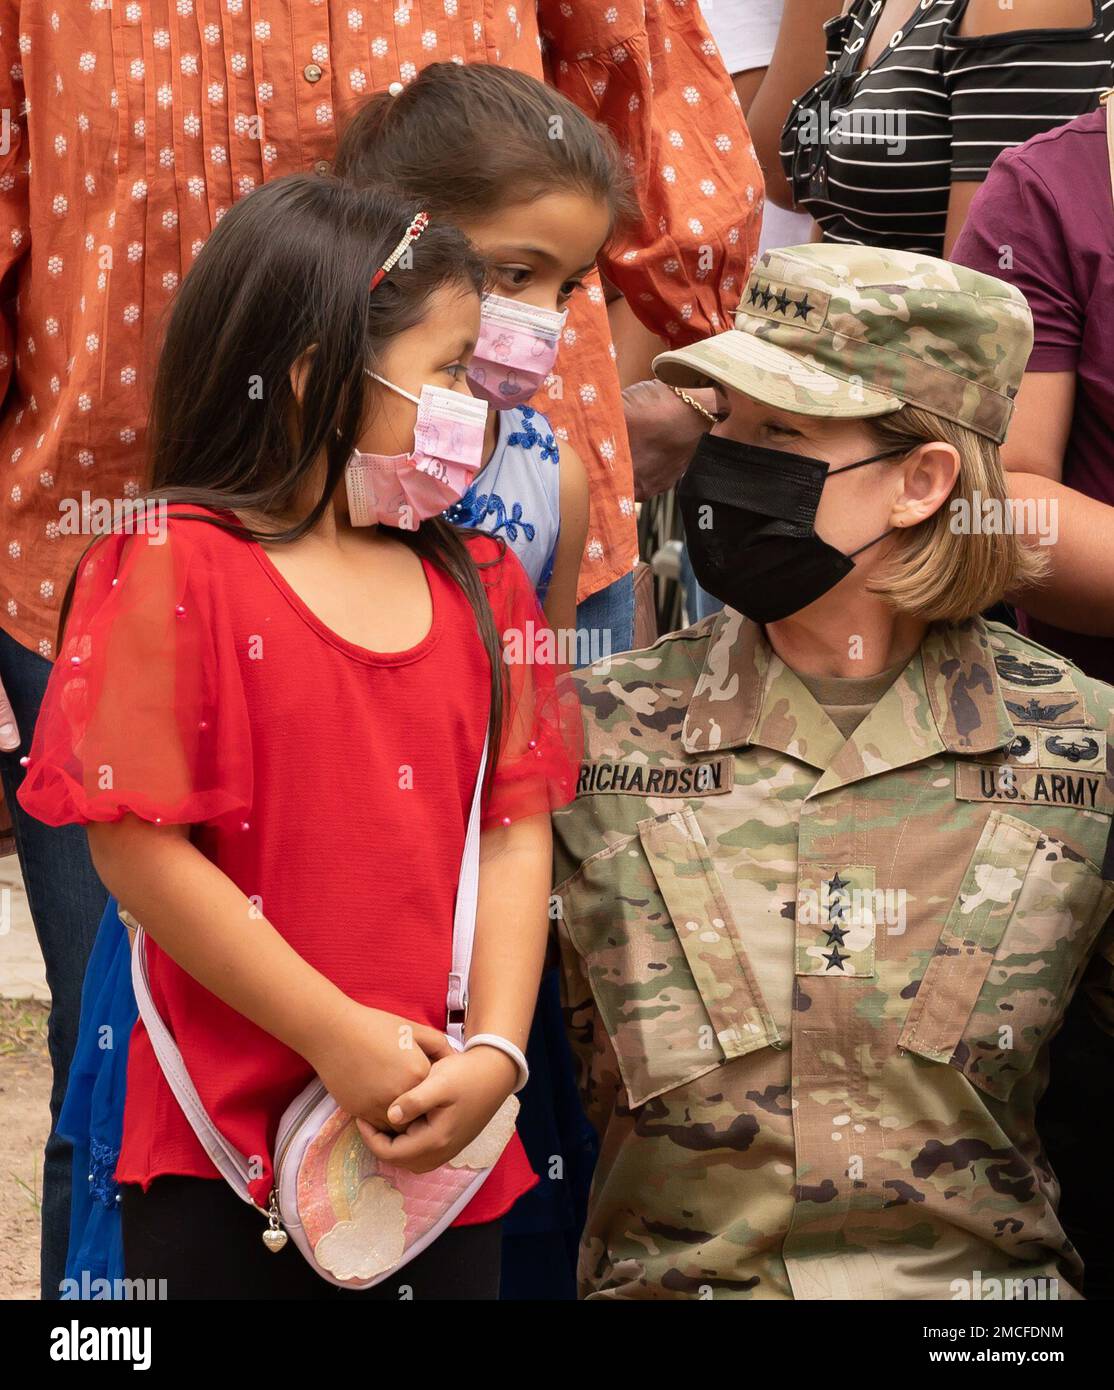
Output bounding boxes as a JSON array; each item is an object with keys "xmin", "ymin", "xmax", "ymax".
[{"xmin": 780, "ymin": 0, "xmax": 1114, "ymax": 254}]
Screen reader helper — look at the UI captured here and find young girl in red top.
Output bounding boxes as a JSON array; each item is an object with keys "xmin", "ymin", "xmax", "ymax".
[{"xmin": 19, "ymin": 174, "xmax": 579, "ymax": 1299}]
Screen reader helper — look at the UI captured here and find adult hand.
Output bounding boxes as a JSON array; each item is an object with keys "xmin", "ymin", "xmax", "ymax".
[
  {"xmin": 0, "ymin": 676, "xmax": 20, "ymax": 751},
  {"xmin": 623, "ymin": 379, "xmax": 715, "ymax": 502}
]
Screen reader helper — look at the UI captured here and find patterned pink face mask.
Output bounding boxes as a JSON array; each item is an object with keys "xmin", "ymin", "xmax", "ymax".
[
  {"xmin": 465, "ymin": 293, "xmax": 567, "ymax": 408},
  {"xmin": 345, "ymin": 370, "xmax": 489, "ymax": 529}
]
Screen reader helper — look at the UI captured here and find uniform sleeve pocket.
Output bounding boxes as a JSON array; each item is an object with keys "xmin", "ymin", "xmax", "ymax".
[
  {"xmin": 899, "ymin": 810, "xmax": 1114, "ymax": 1100},
  {"xmin": 562, "ymin": 807, "xmax": 779, "ymax": 1109}
]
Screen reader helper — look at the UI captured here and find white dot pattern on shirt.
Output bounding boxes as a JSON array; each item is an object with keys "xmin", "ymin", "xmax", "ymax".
[{"xmin": 0, "ymin": 2, "xmax": 761, "ymax": 650}]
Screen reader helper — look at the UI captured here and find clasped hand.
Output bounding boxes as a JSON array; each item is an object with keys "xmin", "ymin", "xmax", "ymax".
[{"xmin": 310, "ymin": 1002, "xmax": 518, "ymax": 1174}]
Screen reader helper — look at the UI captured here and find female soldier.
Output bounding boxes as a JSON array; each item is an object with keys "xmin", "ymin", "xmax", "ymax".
[{"xmin": 552, "ymin": 243, "xmax": 1114, "ymax": 1300}]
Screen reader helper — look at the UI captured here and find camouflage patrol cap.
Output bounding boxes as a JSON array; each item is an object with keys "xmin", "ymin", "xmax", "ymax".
[{"xmin": 652, "ymin": 244, "xmax": 1034, "ymax": 443}]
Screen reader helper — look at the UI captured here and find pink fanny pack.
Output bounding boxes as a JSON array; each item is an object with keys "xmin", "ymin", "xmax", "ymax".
[{"xmin": 130, "ymin": 733, "xmax": 518, "ymax": 1290}]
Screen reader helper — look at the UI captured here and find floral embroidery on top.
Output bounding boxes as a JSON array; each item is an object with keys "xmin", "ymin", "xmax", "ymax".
[
  {"xmin": 88, "ymin": 1137, "xmax": 121, "ymax": 1210},
  {"xmin": 442, "ymin": 405, "xmax": 563, "ymax": 588},
  {"xmin": 444, "ymin": 488, "xmax": 537, "ymax": 544},
  {"xmin": 507, "ymin": 406, "xmax": 560, "ymax": 464}
]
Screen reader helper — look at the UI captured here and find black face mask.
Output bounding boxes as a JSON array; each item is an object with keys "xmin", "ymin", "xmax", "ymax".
[{"xmin": 679, "ymin": 432, "xmax": 903, "ymax": 624}]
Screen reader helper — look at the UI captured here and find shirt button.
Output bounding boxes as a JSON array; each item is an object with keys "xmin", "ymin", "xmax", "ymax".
[
  {"xmin": 313, "ymin": 159, "xmax": 331, "ymax": 177},
  {"xmin": 388, "ymin": 81, "xmax": 404, "ymax": 96},
  {"xmin": 303, "ymin": 62, "xmax": 323, "ymax": 83}
]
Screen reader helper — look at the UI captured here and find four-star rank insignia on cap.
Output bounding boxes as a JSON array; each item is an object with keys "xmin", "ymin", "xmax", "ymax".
[
  {"xmin": 742, "ymin": 275, "xmax": 828, "ymax": 331},
  {"xmin": 795, "ymin": 865, "xmax": 878, "ymax": 978}
]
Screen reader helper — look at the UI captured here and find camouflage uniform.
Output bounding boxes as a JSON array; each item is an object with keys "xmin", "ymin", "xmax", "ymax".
[
  {"xmin": 553, "ymin": 615, "xmax": 1114, "ymax": 1299},
  {"xmin": 552, "ymin": 246, "xmax": 1114, "ymax": 1299}
]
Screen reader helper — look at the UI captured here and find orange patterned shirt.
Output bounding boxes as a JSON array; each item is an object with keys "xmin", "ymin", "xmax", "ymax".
[{"xmin": 0, "ymin": 0, "xmax": 762, "ymax": 658}]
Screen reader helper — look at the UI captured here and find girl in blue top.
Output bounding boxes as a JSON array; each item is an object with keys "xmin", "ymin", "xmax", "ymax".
[{"xmin": 335, "ymin": 62, "xmax": 635, "ymax": 637}]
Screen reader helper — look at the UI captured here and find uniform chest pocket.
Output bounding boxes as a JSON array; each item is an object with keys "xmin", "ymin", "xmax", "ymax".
[
  {"xmin": 898, "ymin": 810, "xmax": 1114, "ymax": 1101},
  {"xmin": 563, "ymin": 806, "xmax": 779, "ymax": 1108}
]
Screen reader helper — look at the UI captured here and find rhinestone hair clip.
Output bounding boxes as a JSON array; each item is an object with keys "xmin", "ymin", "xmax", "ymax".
[{"xmin": 369, "ymin": 210, "xmax": 430, "ymax": 292}]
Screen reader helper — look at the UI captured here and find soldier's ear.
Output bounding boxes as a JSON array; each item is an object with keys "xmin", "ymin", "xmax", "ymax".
[{"xmin": 889, "ymin": 442, "xmax": 960, "ymax": 528}]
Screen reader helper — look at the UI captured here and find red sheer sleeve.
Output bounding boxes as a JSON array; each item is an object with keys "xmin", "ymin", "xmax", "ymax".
[
  {"xmin": 18, "ymin": 522, "xmax": 253, "ymax": 829},
  {"xmin": 471, "ymin": 540, "xmax": 583, "ymax": 832}
]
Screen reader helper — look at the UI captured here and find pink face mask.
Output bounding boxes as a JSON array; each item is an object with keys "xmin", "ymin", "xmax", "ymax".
[
  {"xmin": 345, "ymin": 371, "xmax": 489, "ymax": 529},
  {"xmin": 465, "ymin": 293, "xmax": 567, "ymax": 408}
]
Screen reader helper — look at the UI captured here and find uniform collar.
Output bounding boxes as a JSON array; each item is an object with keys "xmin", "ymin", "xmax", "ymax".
[{"xmin": 681, "ymin": 610, "xmax": 1016, "ymax": 790}]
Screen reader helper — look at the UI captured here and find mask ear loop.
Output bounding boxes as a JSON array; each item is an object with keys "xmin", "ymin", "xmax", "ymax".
[
  {"xmin": 848, "ymin": 528, "xmax": 894, "ymax": 560},
  {"xmin": 826, "ymin": 445, "xmax": 909, "ymax": 478},
  {"xmin": 364, "ymin": 367, "xmax": 421, "ymax": 406},
  {"xmin": 828, "ymin": 446, "xmax": 911, "ymax": 558}
]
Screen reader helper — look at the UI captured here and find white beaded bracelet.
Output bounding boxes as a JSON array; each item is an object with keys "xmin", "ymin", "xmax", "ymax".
[{"xmin": 463, "ymin": 1034, "xmax": 530, "ymax": 1094}]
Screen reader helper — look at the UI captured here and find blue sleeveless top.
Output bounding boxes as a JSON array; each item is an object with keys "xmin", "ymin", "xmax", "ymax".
[{"xmin": 443, "ymin": 404, "xmax": 561, "ymax": 600}]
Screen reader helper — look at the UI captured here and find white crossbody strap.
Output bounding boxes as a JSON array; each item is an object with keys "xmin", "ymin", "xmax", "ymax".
[
  {"xmin": 446, "ymin": 731, "xmax": 489, "ymax": 1042},
  {"xmin": 130, "ymin": 730, "xmax": 491, "ymax": 1191},
  {"xmin": 131, "ymin": 927, "xmax": 257, "ymax": 1204}
]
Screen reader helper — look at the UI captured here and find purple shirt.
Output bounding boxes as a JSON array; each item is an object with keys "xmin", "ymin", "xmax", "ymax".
[{"xmin": 952, "ymin": 107, "xmax": 1114, "ymax": 685}]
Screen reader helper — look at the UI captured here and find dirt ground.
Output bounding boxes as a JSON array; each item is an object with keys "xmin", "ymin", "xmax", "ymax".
[{"xmin": 0, "ymin": 999, "xmax": 49, "ymax": 1299}]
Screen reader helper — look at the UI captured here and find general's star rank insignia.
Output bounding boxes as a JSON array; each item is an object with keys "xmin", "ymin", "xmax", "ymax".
[{"xmin": 795, "ymin": 864, "xmax": 878, "ymax": 978}]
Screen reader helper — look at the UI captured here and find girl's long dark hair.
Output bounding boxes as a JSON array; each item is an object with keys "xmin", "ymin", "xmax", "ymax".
[{"xmin": 61, "ymin": 174, "xmax": 507, "ymax": 778}]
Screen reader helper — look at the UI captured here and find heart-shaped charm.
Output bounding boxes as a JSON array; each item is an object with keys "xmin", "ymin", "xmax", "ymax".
[{"xmin": 262, "ymin": 1227, "xmax": 288, "ymax": 1254}]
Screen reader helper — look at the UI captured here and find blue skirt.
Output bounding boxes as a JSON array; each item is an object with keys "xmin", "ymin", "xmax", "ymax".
[
  {"xmin": 58, "ymin": 897, "xmax": 135, "ymax": 1296},
  {"xmin": 58, "ymin": 901, "xmax": 596, "ymax": 1299}
]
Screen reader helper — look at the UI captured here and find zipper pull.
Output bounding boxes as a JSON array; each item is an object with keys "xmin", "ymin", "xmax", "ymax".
[{"xmin": 262, "ymin": 1188, "xmax": 288, "ymax": 1253}]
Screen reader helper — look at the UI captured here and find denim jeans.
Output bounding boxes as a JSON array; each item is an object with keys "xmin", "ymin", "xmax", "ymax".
[
  {"xmin": 573, "ymin": 567, "xmax": 635, "ymax": 663},
  {"xmin": 679, "ymin": 541, "xmax": 724, "ymax": 625},
  {"xmin": 0, "ymin": 627, "xmax": 106, "ymax": 1298}
]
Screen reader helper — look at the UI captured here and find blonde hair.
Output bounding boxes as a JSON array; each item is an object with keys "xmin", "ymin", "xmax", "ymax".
[{"xmin": 865, "ymin": 406, "xmax": 1049, "ymax": 622}]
